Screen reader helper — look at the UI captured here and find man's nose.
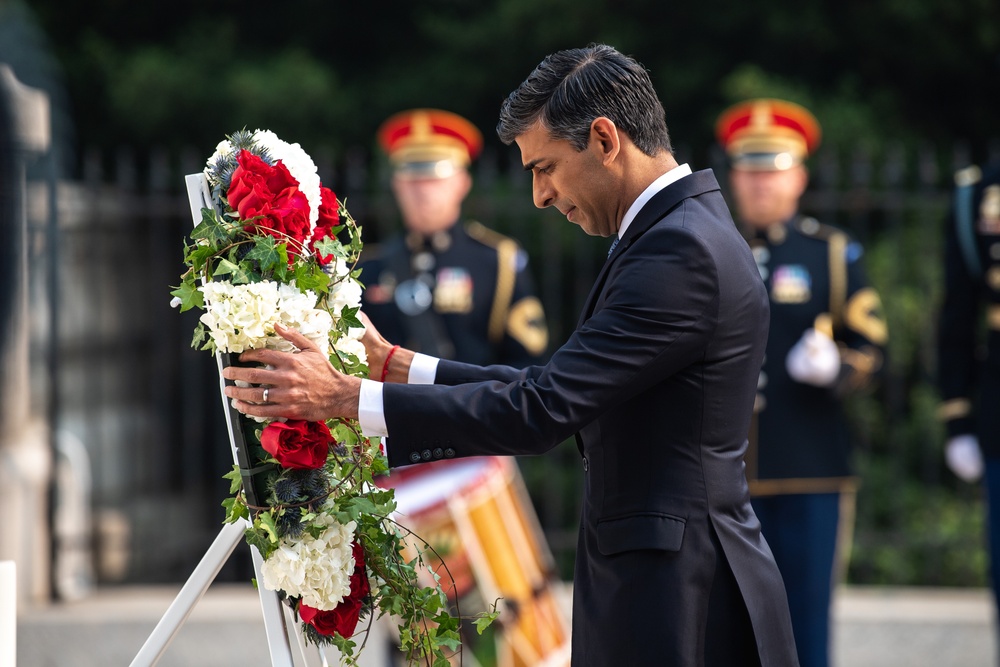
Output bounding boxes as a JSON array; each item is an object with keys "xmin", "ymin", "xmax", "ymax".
[{"xmin": 532, "ymin": 176, "xmax": 554, "ymax": 209}]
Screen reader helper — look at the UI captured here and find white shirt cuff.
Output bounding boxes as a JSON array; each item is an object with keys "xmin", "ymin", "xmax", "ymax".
[
  {"xmin": 358, "ymin": 354, "xmax": 438, "ymax": 443},
  {"xmin": 358, "ymin": 378, "xmax": 388, "ymax": 437},
  {"xmin": 409, "ymin": 353, "xmax": 439, "ymax": 384}
]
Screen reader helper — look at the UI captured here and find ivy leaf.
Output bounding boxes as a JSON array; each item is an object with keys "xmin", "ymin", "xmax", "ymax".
[
  {"xmin": 213, "ymin": 258, "xmax": 240, "ymax": 277},
  {"xmin": 344, "ymin": 496, "xmax": 378, "ymax": 520},
  {"xmin": 185, "ymin": 244, "xmax": 218, "ymax": 274},
  {"xmin": 221, "ymin": 496, "xmax": 248, "ymax": 524},
  {"xmin": 473, "ymin": 608, "xmax": 500, "ymax": 635},
  {"xmin": 272, "ymin": 244, "xmax": 291, "ymax": 282},
  {"xmin": 313, "ymin": 236, "xmax": 344, "ymax": 261},
  {"xmin": 170, "ymin": 276, "xmax": 203, "ymax": 312},
  {"xmin": 244, "ymin": 525, "xmax": 273, "ymax": 558},
  {"xmin": 223, "ymin": 465, "xmax": 243, "ymax": 494},
  {"xmin": 212, "ymin": 259, "xmax": 254, "ymax": 284},
  {"xmin": 338, "ymin": 306, "xmax": 364, "ymax": 331},
  {"xmin": 294, "ymin": 262, "xmax": 329, "ymax": 294},
  {"xmin": 256, "ymin": 512, "xmax": 280, "ymax": 544},
  {"xmin": 191, "ymin": 322, "xmax": 211, "ymax": 351},
  {"xmin": 246, "ymin": 236, "xmax": 282, "ymax": 273},
  {"xmin": 191, "ymin": 207, "xmax": 232, "ymax": 246}
]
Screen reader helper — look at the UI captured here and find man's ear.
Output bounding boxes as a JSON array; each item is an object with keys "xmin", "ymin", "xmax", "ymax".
[{"xmin": 589, "ymin": 117, "xmax": 620, "ymax": 165}]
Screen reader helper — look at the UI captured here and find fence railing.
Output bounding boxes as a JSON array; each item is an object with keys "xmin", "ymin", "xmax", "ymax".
[{"xmin": 26, "ymin": 139, "xmax": 1000, "ymax": 585}]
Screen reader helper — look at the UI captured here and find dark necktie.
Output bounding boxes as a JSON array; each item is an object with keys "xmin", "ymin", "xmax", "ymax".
[{"xmin": 607, "ymin": 236, "xmax": 619, "ymax": 258}]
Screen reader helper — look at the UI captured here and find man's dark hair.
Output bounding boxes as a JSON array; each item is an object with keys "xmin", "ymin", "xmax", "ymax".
[{"xmin": 497, "ymin": 43, "xmax": 672, "ymax": 157}]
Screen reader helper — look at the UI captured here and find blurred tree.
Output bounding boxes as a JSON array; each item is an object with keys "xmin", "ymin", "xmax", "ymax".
[{"xmin": 11, "ymin": 0, "xmax": 999, "ymax": 165}]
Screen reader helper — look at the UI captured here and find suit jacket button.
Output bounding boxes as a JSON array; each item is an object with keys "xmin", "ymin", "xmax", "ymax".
[
  {"xmin": 444, "ymin": 447, "xmax": 455, "ymax": 458},
  {"xmin": 582, "ymin": 456, "xmax": 589, "ymax": 472},
  {"xmin": 432, "ymin": 448, "xmax": 444, "ymax": 459},
  {"xmin": 421, "ymin": 449, "xmax": 432, "ymax": 461},
  {"xmin": 409, "ymin": 451, "xmax": 421, "ymax": 463}
]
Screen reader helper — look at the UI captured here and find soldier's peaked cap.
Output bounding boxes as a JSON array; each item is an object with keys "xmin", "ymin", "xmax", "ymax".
[
  {"xmin": 378, "ymin": 108, "xmax": 483, "ymax": 179},
  {"xmin": 716, "ymin": 98, "xmax": 822, "ymax": 171}
]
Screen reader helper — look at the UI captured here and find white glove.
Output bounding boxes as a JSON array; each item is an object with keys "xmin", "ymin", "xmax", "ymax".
[
  {"xmin": 785, "ymin": 328, "xmax": 841, "ymax": 387},
  {"xmin": 946, "ymin": 434, "xmax": 984, "ymax": 483}
]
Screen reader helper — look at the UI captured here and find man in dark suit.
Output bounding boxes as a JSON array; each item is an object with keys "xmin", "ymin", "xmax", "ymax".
[{"xmin": 224, "ymin": 44, "xmax": 799, "ymax": 666}]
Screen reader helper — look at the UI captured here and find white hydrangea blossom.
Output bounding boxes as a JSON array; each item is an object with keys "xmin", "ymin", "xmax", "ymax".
[
  {"xmin": 327, "ymin": 257, "xmax": 363, "ymax": 317},
  {"xmin": 260, "ymin": 512, "xmax": 358, "ymax": 611},
  {"xmin": 199, "ymin": 280, "xmax": 333, "ymax": 355},
  {"xmin": 329, "ymin": 280, "xmax": 363, "ymax": 318},
  {"xmin": 335, "ymin": 331, "xmax": 368, "ymax": 366}
]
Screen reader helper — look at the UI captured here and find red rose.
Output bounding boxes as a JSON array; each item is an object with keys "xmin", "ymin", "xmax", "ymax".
[
  {"xmin": 299, "ymin": 541, "xmax": 370, "ymax": 638},
  {"xmin": 260, "ymin": 419, "xmax": 332, "ymax": 469},
  {"xmin": 227, "ymin": 150, "xmax": 312, "ymax": 251},
  {"xmin": 309, "ymin": 186, "xmax": 340, "ymax": 265}
]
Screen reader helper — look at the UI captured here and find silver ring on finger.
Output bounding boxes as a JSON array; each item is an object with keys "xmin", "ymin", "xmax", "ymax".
[{"xmin": 262, "ymin": 387, "xmax": 270, "ymax": 403}]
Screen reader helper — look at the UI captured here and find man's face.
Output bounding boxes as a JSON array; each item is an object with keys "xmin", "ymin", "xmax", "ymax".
[
  {"xmin": 515, "ymin": 122, "xmax": 617, "ymax": 238},
  {"xmin": 391, "ymin": 169, "xmax": 472, "ymax": 235},
  {"xmin": 728, "ymin": 165, "xmax": 808, "ymax": 230}
]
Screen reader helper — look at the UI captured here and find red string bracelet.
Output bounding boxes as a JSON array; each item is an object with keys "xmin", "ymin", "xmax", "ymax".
[{"xmin": 380, "ymin": 345, "xmax": 400, "ymax": 383}]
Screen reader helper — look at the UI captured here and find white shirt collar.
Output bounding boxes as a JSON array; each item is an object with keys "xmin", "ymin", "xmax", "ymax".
[{"xmin": 617, "ymin": 163, "xmax": 693, "ymax": 239}]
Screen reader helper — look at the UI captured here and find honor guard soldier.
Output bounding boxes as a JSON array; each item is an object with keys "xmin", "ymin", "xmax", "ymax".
[
  {"xmin": 360, "ymin": 108, "xmax": 548, "ymax": 368},
  {"xmin": 717, "ymin": 99, "xmax": 888, "ymax": 667},
  {"xmin": 937, "ymin": 160, "xmax": 1000, "ymax": 635}
]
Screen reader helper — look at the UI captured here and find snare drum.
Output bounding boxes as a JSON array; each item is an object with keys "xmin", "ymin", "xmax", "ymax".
[
  {"xmin": 380, "ymin": 456, "xmax": 570, "ymax": 667},
  {"xmin": 382, "ymin": 458, "xmax": 490, "ymax": 599}
]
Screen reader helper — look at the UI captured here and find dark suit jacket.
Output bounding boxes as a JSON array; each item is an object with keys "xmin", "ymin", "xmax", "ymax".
[{"xmin": 384, "ymin": 169, "xmax": 799, "ymax": 667}]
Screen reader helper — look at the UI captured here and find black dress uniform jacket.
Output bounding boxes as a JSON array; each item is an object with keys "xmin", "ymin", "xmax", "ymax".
[
  {"xmin": 938, "ymin": 162, "xmax": 1000, "ymax": 456},
  {"xmin": 359, "ymin": 221, "xmax": 548, "ymax": 367},
  {"xmin": 746, "ymin": 216, "xmax": 887, "ymax": 495},
  {"xmin": 383, "ymin": 170, "xmax": 799, "ymax": 667}
]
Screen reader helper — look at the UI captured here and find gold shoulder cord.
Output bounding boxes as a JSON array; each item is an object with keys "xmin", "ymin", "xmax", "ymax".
[
  {"xmin": 464, "ymin": 221, "xmax": 519, "ymax": 345},
  {"xmin": 937, "ymin": 398, "xmax": 972, "ymax": 422},
  {"xmin": 489, "ymin": 239, "xmax": 518, "ymax": 344},
  {"xmin": 828, "ymin": 232, "xmax": 847, "ymax": 329}
]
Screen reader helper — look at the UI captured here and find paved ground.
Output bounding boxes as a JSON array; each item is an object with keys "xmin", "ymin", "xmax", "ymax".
[{"xmin": 14, "ymin": 584, "xmax": 998, "ymax": 666}]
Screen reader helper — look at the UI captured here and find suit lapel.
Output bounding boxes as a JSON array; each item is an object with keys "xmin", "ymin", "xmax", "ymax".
[{"xmin": 576, "ymin": 169, "xmax": 722, "ymax": 327}]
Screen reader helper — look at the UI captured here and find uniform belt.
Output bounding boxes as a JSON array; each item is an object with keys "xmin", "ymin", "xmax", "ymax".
[{"xmin": 990, "ymin": 304, "xmax": 1000, "ymax": 330}]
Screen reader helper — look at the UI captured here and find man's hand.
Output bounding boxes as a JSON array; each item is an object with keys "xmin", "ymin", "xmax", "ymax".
[
  {"xmin": 785, "ymin": 328, "xmax": 841, "ymax": 387},
  {"xmin": 222, "ymin": 323, "xmax": 361, "ymax": 421},
  {"xmin": 359, "ymin": 311, "xmax": 414, "ymax": 383},
  {"xmin": 946, "ymin": 434, "xmax": 984, "ymax": 483},
  {"xmin": 359, "ymin": 311, "xmax": 393, "ymax": 375}
]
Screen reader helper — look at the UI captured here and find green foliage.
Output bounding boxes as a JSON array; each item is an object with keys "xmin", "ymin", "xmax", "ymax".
[
  {"xmin": 850, "ymin": 453, "xmax": 986, "ymax": 587},
  {"xmin": 473, "ymin": 600, "xmax": 502, "ymax": 636},
  {"xmin": 825, "ymin": 159, "xmax": 986, "ymax": 588},
  {"xmin": 93, "ymin": 22, "xmax": 357, "ymax": 151},
  {"xmin": 718, "ymin": 65, "xmax": 889, "ymax": 153},
  {"xmin": 17, "ymin": 0, "xmax": 1000, "ymax": 163}
]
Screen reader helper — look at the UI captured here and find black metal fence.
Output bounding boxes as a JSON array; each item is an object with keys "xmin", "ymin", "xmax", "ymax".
[{"xmin": 27, "ymin": 138, "xmax": 1000, "ymax": 586}]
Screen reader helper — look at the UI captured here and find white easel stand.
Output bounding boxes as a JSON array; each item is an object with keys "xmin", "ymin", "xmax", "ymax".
[
  {"xmin": 1, "ymin": 561, "xmax": 15, "ymax": 667},
  {"xmin": 128, "ymin": 174, "xmax": 328, "ymax": 667}
]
